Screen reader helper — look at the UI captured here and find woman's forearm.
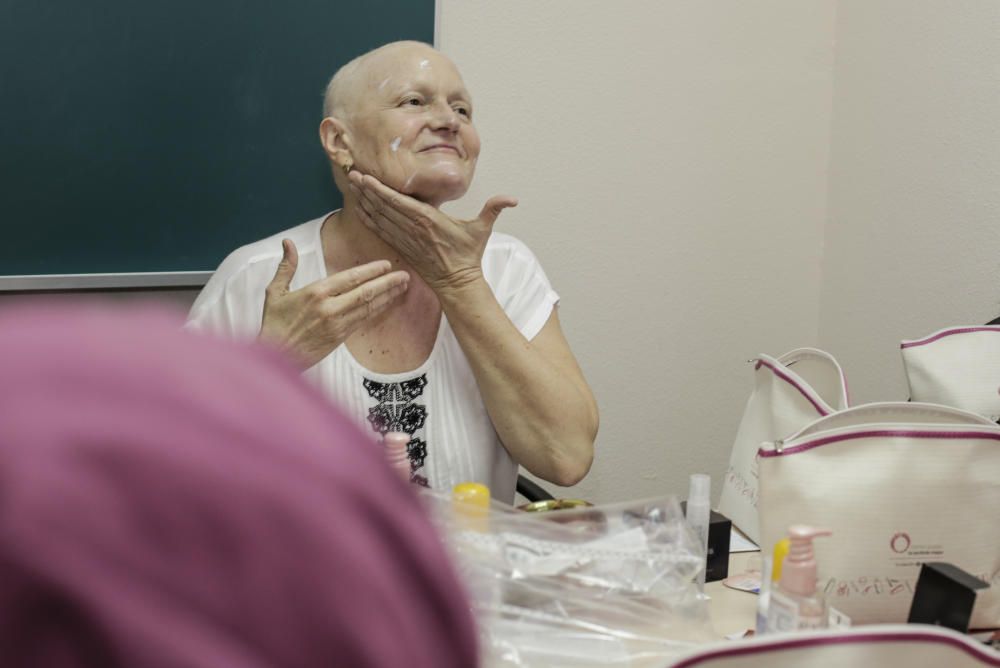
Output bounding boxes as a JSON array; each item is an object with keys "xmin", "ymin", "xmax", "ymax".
[{"xmin": 436, "ymin": 271, "xmax": 598, "ymax": 487}]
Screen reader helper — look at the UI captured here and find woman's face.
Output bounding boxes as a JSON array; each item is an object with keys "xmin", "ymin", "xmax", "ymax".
[{"xmin": 346, "ymin": 48, "xmax": 480, "ymax": 206}]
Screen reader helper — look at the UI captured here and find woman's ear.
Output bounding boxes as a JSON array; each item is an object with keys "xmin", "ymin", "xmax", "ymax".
[{"xmin": 319, "ymin": 117, "xmax": 353, "ymax": 170}]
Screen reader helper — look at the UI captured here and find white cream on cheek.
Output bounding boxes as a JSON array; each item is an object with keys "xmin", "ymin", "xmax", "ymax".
[{"xmin": 390, "ymin": 136, "xmax": 401, "ymax": 152}]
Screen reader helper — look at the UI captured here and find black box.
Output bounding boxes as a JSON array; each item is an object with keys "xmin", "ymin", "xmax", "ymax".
[
  {"xmin": 907, "ymin": 562, "xmax": 989, "ymax": 632},
  {"xmin": 680, "ymin": 502, "xmax": 732, "ymax": 582}
]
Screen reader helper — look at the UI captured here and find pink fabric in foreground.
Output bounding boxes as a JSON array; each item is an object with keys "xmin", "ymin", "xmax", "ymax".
[{"xmin": 0, "ymin": 303, "xmax": 477, "ymax": 668}]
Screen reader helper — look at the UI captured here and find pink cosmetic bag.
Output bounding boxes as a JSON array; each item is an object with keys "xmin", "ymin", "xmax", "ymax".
[
  {"xmin": 668, "ymin": 625, "xmax": 1000, "ymax": 667},
  {"xmin": 902, "ymin": 326, "xmax": 1000, "ymax": 422},
  {"xmin": 757, "ymin": 402, "xmax": 1000, "ymax": 627},
  {"xmin": 719, "ymin": 349, "xmax": 849, "ymax": 544}
]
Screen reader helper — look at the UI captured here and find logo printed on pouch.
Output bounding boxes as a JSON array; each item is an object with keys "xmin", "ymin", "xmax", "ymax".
[
  {"xmin": 890, "ymin": 532, "xmax": 911, "ymax": 554},
  {"xmin": 888, "ymin": 531, "xmax": 944, "ymax": 568}
]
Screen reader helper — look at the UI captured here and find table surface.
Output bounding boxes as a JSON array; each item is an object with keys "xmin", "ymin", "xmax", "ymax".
[{"xmin": 706, "ymin": 551, "xmax": 760, "ymax": 638}]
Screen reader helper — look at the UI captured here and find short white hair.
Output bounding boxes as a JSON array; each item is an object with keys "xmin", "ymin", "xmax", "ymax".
[{"xmin": 322, "ymin": 41, "xmax": 434, "ymax": 119}]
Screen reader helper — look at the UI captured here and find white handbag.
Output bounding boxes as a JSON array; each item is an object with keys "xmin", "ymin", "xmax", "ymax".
[
  {"xmin": 902, "ymin": 325, "xmax": 1000, "ymax": 421},
  {"xmin": 757, "ymin": 402, "xmax": 1000, "ymax": 627},
  {"xmin": 719, "ymin": 349, "xmax": 849, "ymax": 544},
  {"xmin": 668, "ymin": 625, "xmax": 1000, "ymax": 668}
]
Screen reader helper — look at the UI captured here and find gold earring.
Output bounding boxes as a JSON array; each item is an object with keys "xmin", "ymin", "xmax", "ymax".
[{"xmin": 342, "ymin": 161, "xmax": 353, "ymax": 176}]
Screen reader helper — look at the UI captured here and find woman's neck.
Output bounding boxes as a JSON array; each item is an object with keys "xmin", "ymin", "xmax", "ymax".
[
  {"xmin": 321, "ymin": 202, "xmax": 412, "ymax": 276},
  {"xmin": 321, "ymin": 199, "xmax": 444, "ymax": 372}
]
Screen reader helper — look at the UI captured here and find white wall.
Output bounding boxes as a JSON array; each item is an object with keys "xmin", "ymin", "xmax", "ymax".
[
  {"xmin": 820, "ymin": 1, "xmax": 1000, "ymax": 403},
  {"xmin": 439, "ymin": 0, "xmax": 836, "ymax": 502}
]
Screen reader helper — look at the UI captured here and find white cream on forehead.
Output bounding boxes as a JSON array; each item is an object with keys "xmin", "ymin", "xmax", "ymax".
[
  {"xmin": 419, "ymin": 59, "xmax": 430, "ymax": 69},
  {"xmin": 390, "ymin": 137, "xmax": 401, "ymax": 152},
  {"xmin": 378, "ymin": 77, "xmax": 391, "ymax": 91}
]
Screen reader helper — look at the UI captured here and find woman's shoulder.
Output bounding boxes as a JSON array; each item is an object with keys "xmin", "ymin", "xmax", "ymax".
[
  {"xmin": 215, "ymin": 216, "xmax": 325, "ymax": 279},
  {"xmin": 480, "ymin": 232, "xmax": 558, "ymax": 338},
  {"xmin": 190, "ymin": 214, "xmax": 328, "ymax": 316},
  {"xmin": 485, "ymin": 230, "xmax": 532, "ymax": 253},
  {"xmin": 482, "ymin": 232, "xmax": 555, "ymax": 291},
  {"xmin": 483, "ymin": 232, "xmax": 544, "ymax": 270},
  {"xmin": 482, "ymin": 231, "xmax": 551, "ymax": 281}
]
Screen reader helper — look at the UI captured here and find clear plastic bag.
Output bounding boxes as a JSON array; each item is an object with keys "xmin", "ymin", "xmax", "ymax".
[{"xmin": 424, "ymin": 493, "xmax": 715, "ymax": 667}]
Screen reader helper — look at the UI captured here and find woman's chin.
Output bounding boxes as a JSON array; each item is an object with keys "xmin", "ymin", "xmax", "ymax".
[{"xmin": 400, "ymin": 174, "xmax": 470, "ymax": 205}]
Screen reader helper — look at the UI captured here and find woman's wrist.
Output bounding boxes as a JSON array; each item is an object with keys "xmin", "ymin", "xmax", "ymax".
[{"xmin": 429, "ymin": 266, "xmax": 487, "ymax": 304}]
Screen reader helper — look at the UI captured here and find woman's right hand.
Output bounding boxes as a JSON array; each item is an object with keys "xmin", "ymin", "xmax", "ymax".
[{"xmin": 258, "ymin": 239, "xmax": 410, "ymax": 369}]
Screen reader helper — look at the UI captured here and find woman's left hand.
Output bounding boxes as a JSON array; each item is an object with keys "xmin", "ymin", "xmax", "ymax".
[{"xmin": 347, "ymin": 171, "xmax": 517, "ymax": 293}]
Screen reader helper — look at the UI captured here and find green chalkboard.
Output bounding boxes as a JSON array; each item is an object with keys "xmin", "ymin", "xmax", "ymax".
[{"xmin": 0, "ymin": 0, "xmax": 435, "ymax": 283}]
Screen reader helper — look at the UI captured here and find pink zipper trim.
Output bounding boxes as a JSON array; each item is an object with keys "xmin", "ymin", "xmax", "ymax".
[
  {"xmin": 670, "ymin": 631, "xmax": 1000, "ymax": 668},
  {"xmin": 755, "ymin": 358, "xmax": 831, "ymax": 416},
  {"xmin": 901, "ymin": 326, "xmax": 1000, "ymax": 349},
  {"xmin": 758, "ymin": 428, "xmax": 1000, "ymax": 458}
]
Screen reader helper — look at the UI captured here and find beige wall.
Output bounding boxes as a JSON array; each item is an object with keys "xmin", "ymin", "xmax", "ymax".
[
  {"xmin": 440, "ymin": 0, "xmax": 835, "ymax": 502},
  {"xmin": 819, "ymin": 1, "xmax": 1000, "ymax": 403}
]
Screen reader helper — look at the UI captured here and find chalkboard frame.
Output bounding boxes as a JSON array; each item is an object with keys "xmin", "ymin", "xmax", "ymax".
[{"xmin": 0, "ymin": 1, "xmax": 441, "ymax": 291}]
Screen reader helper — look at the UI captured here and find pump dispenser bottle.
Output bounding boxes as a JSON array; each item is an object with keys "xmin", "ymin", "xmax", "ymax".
[
  {"xmin": 765, "ymin": 525, "xmax": 831, "ymax": 632},
  {"xmin": 382, "ymin": 432, "xmax": 411, "ymax": 482}
]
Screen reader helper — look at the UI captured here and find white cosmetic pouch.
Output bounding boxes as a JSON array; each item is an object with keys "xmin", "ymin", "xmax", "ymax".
[
  {"xmin": 901, "ymin": 325, "xmax": 1000, "ymax": 422},
  {"xmin": 757, "ymin": 402, "xmax": 1000, "ymax": 627},
  {"xmin": 667, "ymin": 625, "xmax": 1000, "ymax": 668},
  {"xmin": 719, "ymin": 348, "xmax": 848, "ymax": 544}
]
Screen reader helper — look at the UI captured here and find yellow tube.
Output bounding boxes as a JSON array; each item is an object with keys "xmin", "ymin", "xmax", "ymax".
[
  {"xmin": 771, "ymin": 537, "xmax": 790, "ymax": 582},
  {"xmin": 452, "ymin": 482, "xmax": 490, "ymax": 532}
]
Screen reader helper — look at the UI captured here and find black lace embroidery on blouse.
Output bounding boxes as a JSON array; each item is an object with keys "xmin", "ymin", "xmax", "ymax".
[{"xmin": 363, "ymin": 375, "xmax": 429, "ymax": 487}]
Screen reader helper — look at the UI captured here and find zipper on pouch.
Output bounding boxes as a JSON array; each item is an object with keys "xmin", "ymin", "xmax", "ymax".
[{"xmin": 759, "ymin": 428, "xmax": 1000, "ymax": 459}]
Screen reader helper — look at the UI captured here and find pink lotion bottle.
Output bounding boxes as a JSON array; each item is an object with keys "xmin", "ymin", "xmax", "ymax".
[
  {"xmin": 382, "ymin": 432, "xmax": 411, "ymax": 483},
  {"xmin": 765, "ymin": 525, "xmax": 832, "ymax": 632}
]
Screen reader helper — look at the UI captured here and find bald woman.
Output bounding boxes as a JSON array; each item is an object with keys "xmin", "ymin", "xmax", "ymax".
[{"xmin": 189, "ymin": 41, "xmax": 597, "ymax": 502}]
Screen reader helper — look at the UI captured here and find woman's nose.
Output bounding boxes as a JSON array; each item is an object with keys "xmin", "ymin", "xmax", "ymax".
[{"xmin": 428, "ymin": 101, "xmax": 460, "ymax": 132}]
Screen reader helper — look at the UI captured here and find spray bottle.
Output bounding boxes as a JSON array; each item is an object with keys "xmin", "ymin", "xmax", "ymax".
[
  {"xmin": 686, "ymin": 474, "xmax": 711, "ymax": 593},
  {"xmin": 765, "ymin": 525, "xmax": 831, "ymax": 632}
]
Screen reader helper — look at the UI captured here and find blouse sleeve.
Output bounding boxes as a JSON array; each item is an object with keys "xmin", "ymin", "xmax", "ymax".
[
  {"xmin": 186, "ymin": 253, "xmax": 271, "ymax": 342},
  {"xmin": 482, "ymin": 234, "xmax": 560, "ymax": 341}
]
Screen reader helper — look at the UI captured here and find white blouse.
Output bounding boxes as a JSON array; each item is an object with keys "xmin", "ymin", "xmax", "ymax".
[{"xmin": 187, "ymin": 213, "xmax": 559, "ymax": 503}]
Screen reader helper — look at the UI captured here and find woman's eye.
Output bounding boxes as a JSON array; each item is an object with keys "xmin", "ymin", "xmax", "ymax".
[
  {"xmin": 402, "ymin": 97, "xmax": 423, "ymax": 107},
  {"xmin": 454, "ymin": 106, "xmax": 471, "ymax": 117}
]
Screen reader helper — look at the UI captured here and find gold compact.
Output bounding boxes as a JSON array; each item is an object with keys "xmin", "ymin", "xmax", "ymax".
[
  {"xmin": 517, "ymin": 498, "xmax": 593, "ymax": 513},
  {"xmin": 517, "ymin": 499, "xmax": 607, "ymax": 541}
]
